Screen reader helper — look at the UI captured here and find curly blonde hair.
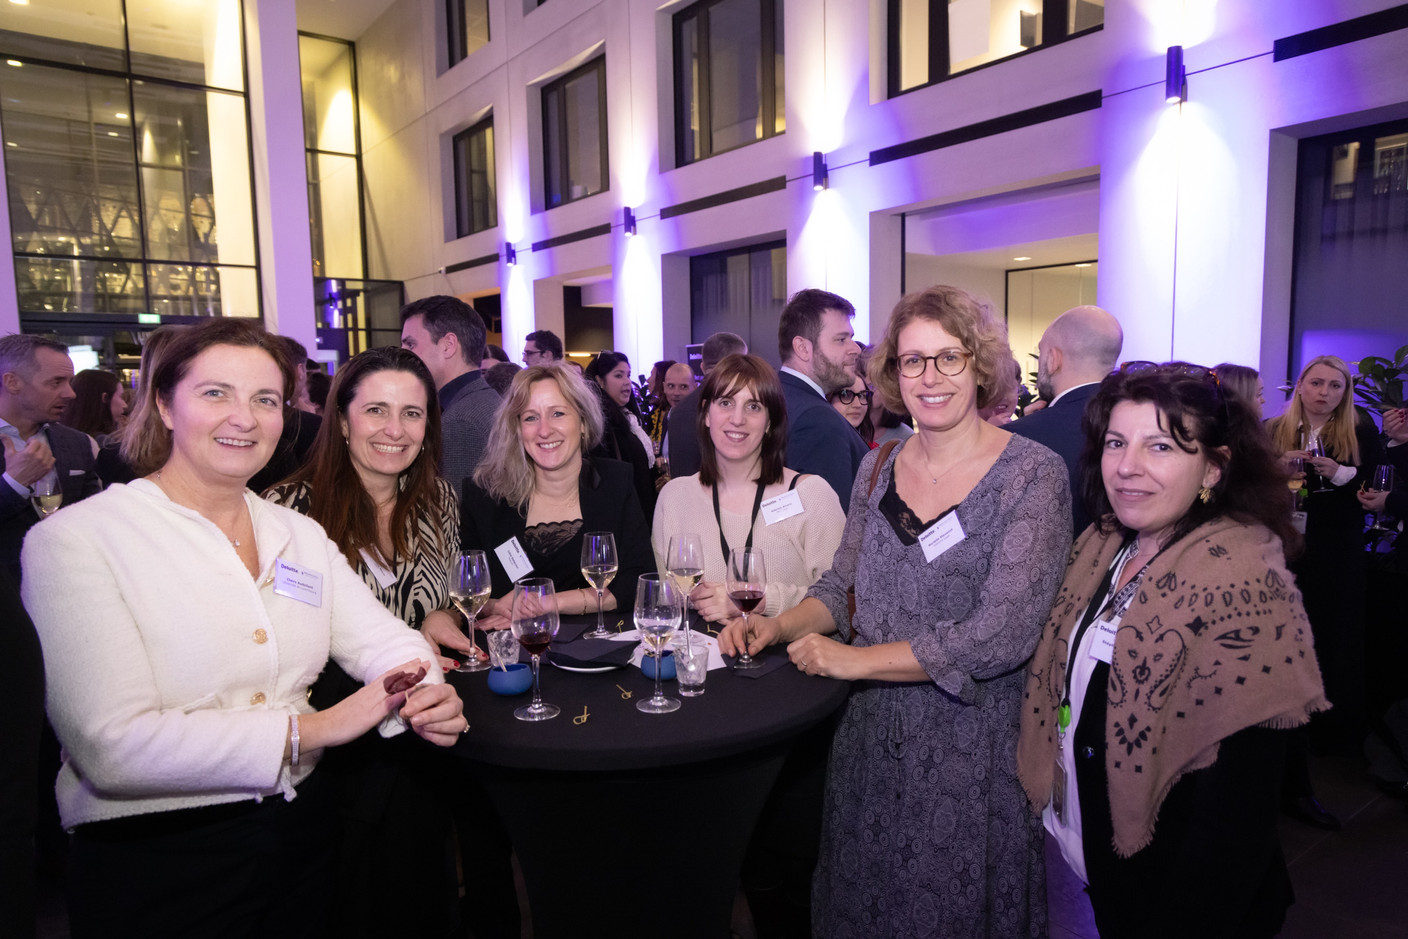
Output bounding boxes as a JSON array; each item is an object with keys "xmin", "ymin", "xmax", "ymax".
[{"xmin": 869, "ymin": 286, "xmax": 1013, "ymax": 413}]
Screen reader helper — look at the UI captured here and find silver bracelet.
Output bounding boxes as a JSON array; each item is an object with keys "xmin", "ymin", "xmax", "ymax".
[{"xmin": 289, "ymin": 713, "xmax": 301, "ymax": 767}]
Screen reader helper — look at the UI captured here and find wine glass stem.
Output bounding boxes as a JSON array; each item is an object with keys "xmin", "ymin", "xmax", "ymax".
[
  {"xmin": 740, "ymin": 612, "xmax": 750, "ymax": 663},
  {"xmin": 466, "ymin": 614, "xmax": 476, "ymax": 653},
  {"xmin": 596, "ymin": 589, "xmax": 605, "ymax": 633},
  {"xmin": 653, "ymin": 650, "xmax": 664, "ymax": 701},
  {"xmin": 530, "ymin": 653, "xmax": 542, "ymax": 709}
]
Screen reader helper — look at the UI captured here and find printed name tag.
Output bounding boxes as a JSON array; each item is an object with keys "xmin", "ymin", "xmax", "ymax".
[
  {"xmin": 1089, "ymin": 618, "xmax": 1118, "ymax": 664},
  {"xmin": 495, "ymin": 537, "xmax": 534, "ymax": 582},
  {"xmin": 359, "ymin": 548, "xmax": 397, "ymax": 590},
  {"xmin": 761, "ymin": 490, "xmax": 804, "ymax": 525},
  {"xmin": 273, "ymin": 558, "xmax": 324, "ymax": 607},
  {"xmin": 918, "ymin": 511, "xmax": 965, "ymax": 562}
]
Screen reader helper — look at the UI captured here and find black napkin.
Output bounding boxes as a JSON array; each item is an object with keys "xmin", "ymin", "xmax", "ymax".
[
  {"xmin": 549, "ymin": 637, "xmax": 635, "ymax": 669},
  {"xmin": 719, "ymin": 653, "xmax": 790, "ymax": 679}
]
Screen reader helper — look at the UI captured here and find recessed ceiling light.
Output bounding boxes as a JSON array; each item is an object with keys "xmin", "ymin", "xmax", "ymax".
[
  {"xmin": 1013, "ymin": 256, "xmax": 1032, "ymax": 261},
  {"xmin": 115, "ymin": 112, "xmax": 127, "ymax": 119},
  {"xmin": 1074, "ymin": 263, "xmax": 1092, "ymax": 268},
  {"xmin": 5, "ymin": 60, "xmax": 22, "ymax": 67},
  {"xmin": 107, "ymin": 131, "xmax": 118, "ymax": 137}
]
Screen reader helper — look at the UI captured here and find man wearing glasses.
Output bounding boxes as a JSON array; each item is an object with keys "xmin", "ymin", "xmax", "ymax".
[{"xmin": 522, "ymin": 330, "xmax": 563, "ymax": 366}]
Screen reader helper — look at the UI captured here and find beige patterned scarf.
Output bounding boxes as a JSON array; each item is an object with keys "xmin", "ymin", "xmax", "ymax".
[{"xmin": 1017, "ymin": 517, "xmax": 1329, "ymax": 857}]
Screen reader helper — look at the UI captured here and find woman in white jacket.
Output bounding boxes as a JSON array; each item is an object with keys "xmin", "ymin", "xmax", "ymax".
[{"xmin": 21, "ymin": 319, "xmax": 466, "ymax": 937}]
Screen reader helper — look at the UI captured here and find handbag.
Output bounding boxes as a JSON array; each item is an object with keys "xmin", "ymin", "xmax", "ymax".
[{"xmin": 847, "ymin": 439, "xmax": 899, "ymax": 627}]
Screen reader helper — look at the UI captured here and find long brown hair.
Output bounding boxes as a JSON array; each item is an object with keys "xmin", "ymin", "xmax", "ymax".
[
  {"xmin": 60, "ymin": 369, "xmax": 122, "ymax": 437},
  {"xmin": 1266, "ymin": 355, "xmax": 1360, "ymax": 465},
  {"xmin": 272, "ymin": 347, "xmax": 443, "ymax": 569},
  {"xmin": 697, "ymin": 354, "xmax": 788, "ymax": 486}
]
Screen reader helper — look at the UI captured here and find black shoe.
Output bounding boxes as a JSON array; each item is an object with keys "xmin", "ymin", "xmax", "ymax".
[{"xmin": 1282, "ymin": 795, "xmax": 1341, "ymax": 830}]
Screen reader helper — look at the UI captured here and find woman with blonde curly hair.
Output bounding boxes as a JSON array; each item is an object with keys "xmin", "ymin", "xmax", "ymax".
[{"xmin": 462, "ymin": 363, "xmax": 652, "ymax": 629}]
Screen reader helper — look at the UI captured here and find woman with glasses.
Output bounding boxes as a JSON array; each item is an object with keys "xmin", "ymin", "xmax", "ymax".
[
  {"xmin": 722, "ymin": 286, "xmax": 1071, "ymax": 936},
  {"xmin": 829, "ymin": 371, "xmax": 876, "ymax": 447},
  {"xmin": 1018, "ymin": 362, "xmax": 1326, "ymax": 938}
]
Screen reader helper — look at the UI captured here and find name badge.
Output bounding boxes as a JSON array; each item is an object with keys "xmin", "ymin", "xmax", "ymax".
[
  {"xmin": 495, "ymin": 537, "xmax": 534, "ymax": 583},
  {"xmin": 273, "ymin": 558, "xmax": 324, "ymax": 607},
  {"xmin": 918, "ymin": 512, "xmax": 965, "ymax": 563},
  {"xmin": 761, "ymin": 490, "xmax": 804, "ymax": 525},
  {"xmin": 1089, "ymin": 618, "xmax": 1118, "ymax": 664},
  {"xmin": 359, "ymin": 548, "xmax": 397, "ymax": 590}
]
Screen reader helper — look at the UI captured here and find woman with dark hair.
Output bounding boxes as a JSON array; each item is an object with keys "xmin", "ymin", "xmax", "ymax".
[
  {"xmin": 828, "ymin": 367, "xmax": 876, "ymax": 447},
  {"xmin": 585, "ymin": 350, "xmax": 657, "ymax": 515},
  {"xmin": 21, "ymin": 319, "xmax": 463, "ymax": 936},
  {"xmin": 1018, "ymin": 362, "xmax": 1327, "ymax": 939},
  {"xmin": 1265, "ymin": 354, "xmax": 1383, "ymax": 745},
  {"xmin": 653, "ymin": 353, "xmax": 845, "ymax": 624},
  {"xmin": 264, "ymin": 346, "xmax": 484, "ymax": 936},
  {"xmin": 464, "ymin": 363, "xmax": 653, "ymax": 627},
  {"xmin": 724, "ymin": 286, "xmax": 1071, "ymax": 936},
  {"xmin": 59, "ymin": 369, "xmax": 127, "ymax": 443}
]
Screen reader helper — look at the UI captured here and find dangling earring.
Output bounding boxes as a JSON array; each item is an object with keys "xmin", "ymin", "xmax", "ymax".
[{"xmin": 1198, "ymin": 486, "xmax": 1213, "ymax": 504}]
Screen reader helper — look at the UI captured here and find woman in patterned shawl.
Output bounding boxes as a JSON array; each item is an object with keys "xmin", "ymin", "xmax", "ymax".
[
  {"xmin": 722, "ymin": 286, "xmax": 1072, "ymax": 937},
  {"xmin": 1017, "ymin": 363, "xmax": 1327, "ymax": 938},
  {"xmin": 265, "ymin": 346, "xmax": 482, "ymax": 936}
]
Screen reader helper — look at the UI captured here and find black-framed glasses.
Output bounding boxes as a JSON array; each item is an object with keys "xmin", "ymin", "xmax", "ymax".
[
  {"xmin": 897, "ymin": 350, "xmax": 971, "ymax": 379},
  {"xmin": 831, "ymin": 388, "xmax": 873, "ymax": 405}
]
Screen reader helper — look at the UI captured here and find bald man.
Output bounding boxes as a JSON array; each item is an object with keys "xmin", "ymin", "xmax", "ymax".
[
  {"xmin": 662, "ymin": 362, "xmax": 696, "ymax": 410},
  {"xmin": 1009, "ymin": 305, "xmax": 1123, "ymax": 538}
]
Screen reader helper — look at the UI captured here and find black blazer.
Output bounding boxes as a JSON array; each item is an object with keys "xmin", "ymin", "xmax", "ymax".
[
  {"xmin": 779, "ymin": 371, "xmax": 869, "ymax": 511},
  {"xmin": 461, "ymin": 457, "xmax": 653, "ymax": 610},
  {"xmin": 1008, "ymin": 383, "xmax": 1099, "ymax": 538},
  {"xmin": 1, "ymin": 422, "xmax": 102, "ymax": 584},
  {"xmin": 665, "ymin": 386, "xmax": 704, "ymax": 479}
]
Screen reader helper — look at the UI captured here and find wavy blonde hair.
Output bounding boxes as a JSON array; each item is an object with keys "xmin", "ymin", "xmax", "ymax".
[
  {"xmin": 1267, "ymin": 355, "xmax": 1360, "ymax": 465},
  {"xmin": 870, "ymin": 285, "xmax": 1012, "ymax": 413},
  {"xmin": 472, "ymin": 363, "xmax": 605, "ymax": 508}
]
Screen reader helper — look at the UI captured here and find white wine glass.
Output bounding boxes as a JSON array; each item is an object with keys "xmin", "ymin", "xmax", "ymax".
[
  {"xmin": 1368, "ymin": 464, "xmax": 1396, "ymax": 532},
  {"xmin": 635, "ymin": 573, "xmax": 681, "ymax": 714},
  {"xmin": 580, "ymin": 531, "xmax": 618, "ymax": 639},
  {"xmin": 449, "ymin": 551, "xmax": 492, "ymax": 673},
  {"xmin": 30, "ymin": 476, "xmax": 61, "ymax": 519},
  {"xmin": 726, "ymin": 548, "xmax": 766, "ymax": 671},
  {"xmin": 510, "ymin": 578, "xmax": 560, "ymax": 721},
  {"xmin": 665, "ymin": 532, "xmax": 704, "ymax": 627}
]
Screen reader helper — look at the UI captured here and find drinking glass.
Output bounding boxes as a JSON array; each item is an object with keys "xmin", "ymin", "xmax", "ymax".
[
  {"xmin": 1285, "ymin": 456, "xmax": 1304, "ymax": 494},
  {"xmin": 449, "ymin": 551, "xmax": 492, "ymax": 672},
  {"xmin": 635, "ymin": 573, "xmax": 681, "ymax": 714},
  {"xmin": 510, "ymin": 578, "xmax": 560, "ymax": 721},
  {"xmin": 726, "ymin": 547, "xmax": 767, "ymax": 671},
  {"xmin": 666, "ymin": 533, "xmax": 704, "ymax": 624},
  {"xmin": 580, "ymin": 532, "xmax": 619, "ymax": 639},
  {"xmin": 30, "ymin": 476, "xmax": 61, "ymax": 519},
  {"xmin": 486, "ymin": 629, "xmax": 519, "ymax": 670},
  {"xmin": 1368, "ymin": 464, "xmax": 1396, "ymax": 531},
  {"xmin": 1306, "ymin": 437, "xmax": 1328, "ymax": 491},
  {"xmin": 674, "ymin": 640, "xmax": 709, "ymax": 697}
]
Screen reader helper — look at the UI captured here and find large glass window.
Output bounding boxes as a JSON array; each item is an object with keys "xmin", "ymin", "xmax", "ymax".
[
  {"xmin": 445, "ymin": 0, "xmax": 490, "ymax": 69},
  {"xmin": 674, "ymin": 0, "xmax": 783, "ymax": 166},
  {"xmin": 300, "ymin": 33, "xmax": 364, "ymax": 280},
  {"xmin": 452, "ymin": 117, "xmax": 497, "ymax": 238},
  {"xmin": 543, "ymin": 57, "xmax": 608, "ymax": 209},
  {"xmin": 0, "ymin": 0, "xmax": 258, "ymax": 319},
  {"xmin": 690, "ymin": 240, "xmax": 786, "ymax": 365},
  {"xmin": 889, "ymin": 0, "xmax": 1102, "ymax": 96}
]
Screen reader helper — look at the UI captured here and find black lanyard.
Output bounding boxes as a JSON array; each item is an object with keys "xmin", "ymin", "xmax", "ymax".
[
  {"xmin": 1061, "ymin": 536, "xmax": 1149, "ymax": 707},
  {"xmin": 712, "ymin": 479, "xmax": 767, "ymax": 561}
]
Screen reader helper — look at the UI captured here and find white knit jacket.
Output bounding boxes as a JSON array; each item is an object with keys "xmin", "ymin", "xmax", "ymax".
[{"xmin": 21, "ymin": 479, "xmax": 441, "ymax": 829}]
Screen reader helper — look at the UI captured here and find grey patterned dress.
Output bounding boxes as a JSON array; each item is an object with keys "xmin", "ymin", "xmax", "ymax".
[{"xmin": 810, "ymin": 435, "xmax": 1071, "ymax": 938}]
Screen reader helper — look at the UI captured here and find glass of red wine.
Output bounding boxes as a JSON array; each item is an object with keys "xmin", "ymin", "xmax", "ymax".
[
  {"xmin": 726, "ymin": 547, "xmax": 766, "ymax": 671},
  {"xmin": 510, "ymin": 577, "xmax": 560, "ymax": 721}
]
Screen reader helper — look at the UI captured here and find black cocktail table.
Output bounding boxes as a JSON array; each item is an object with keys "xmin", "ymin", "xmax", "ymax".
[{"xmin": 448, "ymin": 619, "xmax": 848, "ymax": 938}]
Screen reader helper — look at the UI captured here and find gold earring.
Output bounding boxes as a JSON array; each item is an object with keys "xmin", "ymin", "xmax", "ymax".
[{"xmin": 1198, "ymin": 486, "xmax": 1213, "ymax": 504}]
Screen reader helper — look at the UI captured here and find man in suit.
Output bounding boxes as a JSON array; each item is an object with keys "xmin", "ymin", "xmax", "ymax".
[
  {"xmin": 1008, "ymin": 304, "xmax": 1123, "ymax": 538},
  {"xmin": 777, "ymin": 289, "xmax": 868, "ymax": 509},
  {"xmin": 0, "ymin": 334, "xmax": 102, "ymax": 585},
  {"xmin": 522, "ymin": 329, "xmax": 563, "ymax": 365},
  {"xmin": 400, "ymin": 296, "xmax": 501, "ymax": 496},
  {"xmin": 666, "ymin": 331, "xmax": 747, "ymax": 478}
]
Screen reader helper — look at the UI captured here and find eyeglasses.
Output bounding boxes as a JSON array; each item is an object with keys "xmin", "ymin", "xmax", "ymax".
[
  {"xmin": 831, "ymin": 388, "xmax": 873, "ymax": 405},
  {"xmin": 897, "ymin": 350, "xmax": 971, "ymax": 379}
]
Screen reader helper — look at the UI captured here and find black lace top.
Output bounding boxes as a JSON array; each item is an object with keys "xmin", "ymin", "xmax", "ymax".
[
  {"xmin": 524, "ymin": 518, "xmax": 583, "ymax": 557},
  {"xmin": 878, "ymin": 469, "xmax": 958, "ymax": 544}
]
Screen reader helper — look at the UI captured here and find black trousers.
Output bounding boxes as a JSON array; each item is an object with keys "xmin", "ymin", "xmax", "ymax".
[{"xmin": 68, "ymin": 776, "xmax": 334, "ymax": 939}]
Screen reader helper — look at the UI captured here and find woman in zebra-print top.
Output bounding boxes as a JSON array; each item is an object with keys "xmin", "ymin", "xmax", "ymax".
[{"xmin": 264, "ymin": 346, "xmax": 486, "ymax": 937}]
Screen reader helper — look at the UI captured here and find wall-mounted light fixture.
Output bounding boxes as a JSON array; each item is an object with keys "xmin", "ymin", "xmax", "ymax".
[
  {"xmin": 504, "ymin": 241, "xmax": 517, "ymax": 265},
  {"xmin": 623, "ymin": 206, "xmax": 637, "ymax": 237},
  {"xmin": 1165, "ymin": 45, "xmax": 1186, "ymax": 104},
  {"xmin": 812, "ymin": 151, "xmax": 829, "ymax": 191}
]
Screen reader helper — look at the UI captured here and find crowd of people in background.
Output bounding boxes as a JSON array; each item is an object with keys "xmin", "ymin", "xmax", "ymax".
[{"xmin": 2, "ymin": 282, "xmax": 1405, "ymax": 938}]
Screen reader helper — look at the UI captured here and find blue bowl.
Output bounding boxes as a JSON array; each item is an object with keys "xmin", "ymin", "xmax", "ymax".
[
  {"xmin": 487, "ymin": 663, "xmax": 533, "ymax": 696},
  {"xmin": 641, "ymin": 649, "xmax": 676, "ymax": 680}
]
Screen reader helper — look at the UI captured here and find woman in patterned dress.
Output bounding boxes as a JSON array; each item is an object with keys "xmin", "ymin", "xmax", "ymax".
[
  {"xmin": 722, "ymin": 286, "xmax": 1071, "ymax": 937},
  {"xmin": 265, "ymin": 347, "xmax": 488, "ymax": 936}
]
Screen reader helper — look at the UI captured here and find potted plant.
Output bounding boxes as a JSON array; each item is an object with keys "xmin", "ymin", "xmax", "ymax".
[{"xmin": 1353, "ymin": 344, "xmax": 1408, "ymax": 415}]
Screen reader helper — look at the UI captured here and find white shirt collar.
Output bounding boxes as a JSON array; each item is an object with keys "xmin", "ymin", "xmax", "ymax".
[{"xmin": 780, "ymin": 366, "xmax": 827, "ymax": 399}]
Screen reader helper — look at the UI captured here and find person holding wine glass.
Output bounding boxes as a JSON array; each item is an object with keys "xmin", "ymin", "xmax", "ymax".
[
  {"xmin": 464, "ymin": 363, "xmax": 652, "ymax": 628},
  {"xmin": 719, "ymin": 287, "xmax": 1071, "ymax": 936},
  {"xmin": 652, "ymin": 354, "xmax": 845, "ymax": 631},
  {"xmin": 20, "ymin": 320, "xmax": 465, "ymax": 936},
  {"xmin": 1268, "ymin": 355, "xmax": 1385, "ymax": 748}
]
